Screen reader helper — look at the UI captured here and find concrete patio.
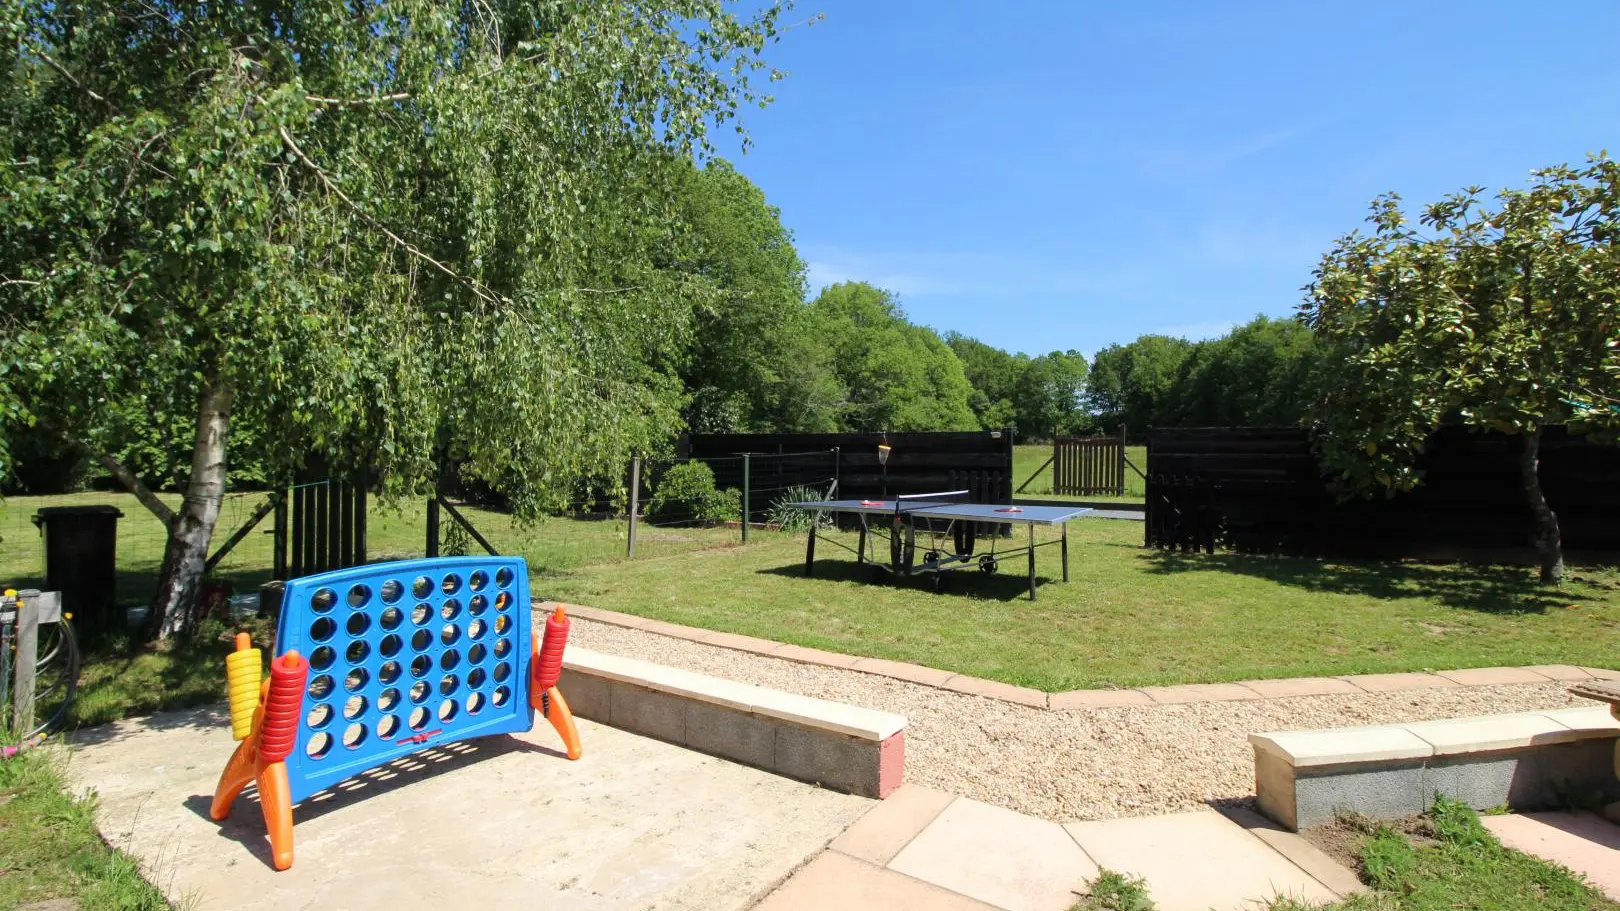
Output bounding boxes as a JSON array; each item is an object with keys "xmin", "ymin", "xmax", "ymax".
[{"xmin": 64, "ymin": 706, "xmax": 871, "ymax": 911}]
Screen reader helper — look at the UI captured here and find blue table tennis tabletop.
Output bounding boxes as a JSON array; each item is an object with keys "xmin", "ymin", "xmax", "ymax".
[{"xmin": 787, "ymin": 499, "xmax": 1093, "ymax": 526}]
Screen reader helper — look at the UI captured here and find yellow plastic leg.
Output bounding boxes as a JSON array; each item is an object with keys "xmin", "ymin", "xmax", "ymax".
[{"xmin": 544, "ymin": 686, "xmax": 582, "ymax": 761}]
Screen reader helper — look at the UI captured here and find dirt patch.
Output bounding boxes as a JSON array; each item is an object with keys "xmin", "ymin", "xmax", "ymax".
[{"xmin": 1302, "ymin": 811, "xmax": 1438, "ymax": 875}]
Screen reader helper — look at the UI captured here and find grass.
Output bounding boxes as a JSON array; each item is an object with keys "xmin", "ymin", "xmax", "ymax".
[
  {"xmin": 0, "ymin": 489, "xmax": 736, "ymax": 610},
  {"xmin": 546, "ymin": 519, "xmax": 1620, "ymax": 690},
  {"xmin": 1074, "ymin": 800, "xmax": 1618, "ymax": 911},
  {"xmin": 0, "ymin": 745, "xmax": 176, "ymax": 910},
  {"xmin": 1265, "ymin": 798, "xmax": 1620, "ymax": 910},
  {"xmin": 1073, "ymin": 869, "xmax": 1157, "ymax": 910},
  {"xmin": 1012, "ymin": 443, "xmax": 1147, "ymax": 503}
]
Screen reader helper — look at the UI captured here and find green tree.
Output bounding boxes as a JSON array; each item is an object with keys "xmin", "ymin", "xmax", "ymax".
[
  {"xmin": 1303, "ymin": 158, "xmax": 1620, "ymax": 583},
  {"xmin": 810, "ymin": 283, "xmax": 977, "ymax": 431},
  {"xmin": 945, "ymin": 333, "xmax": 1023, "ymax": 431},
  {"xmin": 676, "ymin": 159, "xmax": 839, "ymax": 433},
  {"xmin": 0, "ymin": 0, "xmax": 794, "ymax": 637},
  {"xmin": 1012, "ymin": 350, "xmax": 1090, "ymax": 438},
  {"xmin": 1086, "ymin": 335, "xmax": 1194, "ymax": 431},
  {"xmin": 1167, "ymin": 316, "xmax": 1322, "ymax": 426}
]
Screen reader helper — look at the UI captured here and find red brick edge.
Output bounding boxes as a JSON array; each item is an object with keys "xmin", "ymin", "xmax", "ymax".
[{"xmin": 539, "ymin": 601, "xmax": 1620, "ymax": 711}]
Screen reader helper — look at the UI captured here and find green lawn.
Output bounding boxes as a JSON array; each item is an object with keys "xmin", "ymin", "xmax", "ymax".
[
  {"xmin": 0, "ymin": 490, "xmax": 736, "ymax": 610},
  {"xmin": 1013, "ymin": 443, "xmax": 1147, "ymax": 503},
  {"xmin": 546, "ymin": 519, "xmax": 1620, "ymax": 690},
  {"xmin": 0, "ymin": 746, "xmax": 172, "ymax": 910}
]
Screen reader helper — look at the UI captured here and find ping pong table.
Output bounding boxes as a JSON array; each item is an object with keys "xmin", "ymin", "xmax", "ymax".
[{"xmin": 786, "ymin": 490, "xmax": 1092, "ymax": 600}]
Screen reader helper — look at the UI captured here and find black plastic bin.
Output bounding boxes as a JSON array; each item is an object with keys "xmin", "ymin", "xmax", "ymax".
[{"xmin": 32, "ymin": 505, "xmax": 123, "ymax": 646}]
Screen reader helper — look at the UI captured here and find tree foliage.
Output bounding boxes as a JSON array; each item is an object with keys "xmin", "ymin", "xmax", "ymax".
[
  {"xmin": 1302, "ymin": 157, "xmax": 1620, "ymax": 582},
  {"xmin": 945, "ymin": 334, "xmax": 1090, "ymax": 438},
  {"xmin": 1165, "ymin": 316, "xmax": 1323, "ymax": 427},
  {"xmin": 675, "ymin": 158, "xmax": 839, "ymax": 434},
  {"xmin": 809, "ymin": 282, "xmax": 977, "ymax": 432},
  {"xmin": 0, "ymin": 0, "xmax": 794, "ymax": 635},
  {"xmin": 1085, "ymin": 335, "xmax": 1194, "ymax": 431}
]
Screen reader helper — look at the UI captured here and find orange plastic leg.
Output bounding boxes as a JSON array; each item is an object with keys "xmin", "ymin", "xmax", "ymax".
[
  {"xmin": 256, "ymin": 759, "xmax": 296, "ymax": 871},
  {"xmin": 210, "ymin": 740, "xmax": 257, "ymax": 821},
  {"xmin": 544, "ymin": 687, "xmax": 582, "ymax": 761}
]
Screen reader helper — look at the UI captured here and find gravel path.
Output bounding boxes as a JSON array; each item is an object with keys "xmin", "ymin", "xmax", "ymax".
[{"xmin": 567, "ymin": 617, "xmax": 1590, "ymax": 823}]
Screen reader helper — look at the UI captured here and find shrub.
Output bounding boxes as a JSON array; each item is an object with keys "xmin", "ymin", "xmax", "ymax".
[
  {"xmin": 645, "ymin": 461, "xmax": 740, "ymax": 526},
  {"xmin": 767, "ymin": 484, "xmax": 834, "ymax": 533}
]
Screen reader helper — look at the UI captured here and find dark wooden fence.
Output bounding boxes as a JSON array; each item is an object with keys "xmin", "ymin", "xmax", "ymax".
[
  {"xmin": 1145, "ymin": 426, "xmax": 1620, "ymax": 561},
  {"xmin": 681, "ymin": 430, "xmax": 1014, "ymax": 525},
  {"xmin": 1053, "ymin": 427, "xmax": 1128, "ymax": 496}
]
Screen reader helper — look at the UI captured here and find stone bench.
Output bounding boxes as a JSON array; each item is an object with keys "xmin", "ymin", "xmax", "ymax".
[
  {"xmin": 559, "ymin": 646, "xmax": 906, "ymax": 798},
  {"xmin": 1251, "ymin": 705, "xmax": 1620, "ymax": 831}
]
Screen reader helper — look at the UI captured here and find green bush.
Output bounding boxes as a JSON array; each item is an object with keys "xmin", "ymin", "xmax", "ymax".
[
  {"xmin": 645, "ymin": 462, "xmax": 740, "ymax": 526},
  {"xmin": 767, "ymin": 484, "xmax": 834, "ymax": 532}
]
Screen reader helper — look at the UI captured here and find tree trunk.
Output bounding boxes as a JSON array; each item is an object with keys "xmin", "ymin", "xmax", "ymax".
[
  {"xmin": 150, "ymin": 379, "xmax": 234, "ymax": 639},
  {"xmin": 1518, "ymin": 427, "xmax": 1564, "ymax": 585}
]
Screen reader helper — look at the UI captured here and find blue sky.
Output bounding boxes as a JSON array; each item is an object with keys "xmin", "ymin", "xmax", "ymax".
[{"xmin": 715, "ymin": 0, "xmax": 1620, "ymax": 357}]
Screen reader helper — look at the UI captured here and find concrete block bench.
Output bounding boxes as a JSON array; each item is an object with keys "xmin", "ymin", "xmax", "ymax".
[
  {"xmin": 560, "ymin": 646, "xmax": 906, "ymax": 798},
  {"xmin": 1251, "ymin": 706, "xmax": 1620, "ymax": 831}
]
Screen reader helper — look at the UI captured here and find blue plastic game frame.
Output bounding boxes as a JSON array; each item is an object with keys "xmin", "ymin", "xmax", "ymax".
[{"xmin": 274, "ymin": 556, "xmax": 534, "ymax": 804}]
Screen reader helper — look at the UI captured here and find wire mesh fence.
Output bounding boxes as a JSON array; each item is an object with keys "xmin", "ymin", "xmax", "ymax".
[
  {"xmin": 0, "ymin": 450, "xmax": 842, "ymax": 616},
  {"xmin": 0, "ymin": 488, "xmax": 284, "ymax": 620}
]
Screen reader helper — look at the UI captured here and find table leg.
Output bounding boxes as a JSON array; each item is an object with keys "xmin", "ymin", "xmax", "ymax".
[
  {"xmin": 804, "ymin": 524, "xmax": 816, "ymax": 577},
  {"xmin": 1027, "ymin": 524, "xmax": 1037, "ymax": 601},
  {"xmin": 1062, "ymin": 524, "xmax": 1069, "ymax": 583},
  {"xmin": 857, "ymin": 517, "xmax": 867, "ymax": 565}
]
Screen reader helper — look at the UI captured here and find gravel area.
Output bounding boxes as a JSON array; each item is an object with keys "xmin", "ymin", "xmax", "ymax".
[{"xmin": 566, "ymin": 616, "xmax": 1592, "ymax": 823}]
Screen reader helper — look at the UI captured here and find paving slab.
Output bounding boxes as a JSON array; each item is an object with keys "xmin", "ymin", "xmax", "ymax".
[
  {"xmin": 1481, "ymin": 812, "xmax": 1620, "ymax": 901},
  {"xmin": 1140, "ymin": 683, "xmax": 1260, "ymax": 704},
  {"xmin": 754, "ymin": 851, "xmax": 1001, "ymax": 911},
  {"xmin": 940, "ymin": 676, "xmax": 1049, "ymax": 709},
  {"xmin": 1238, "ymin": 677, "xmax": 1362, "ymax": 699},
  {"xmin": 65, "ymin": 705, "xmax": 871, "ymax": 911},
  {"xmin": 830, "ymin": 786, "xmax": 957, "ymax": 866},
  {"xmin": 1048, "ymin": 688, "xmax": 1155, "ymax": 710},
  {"xmin": 887, "ymin": 797, "xmax": 1095, "ymax": 911},
  {"xmin": 1064, "ymin": 810, "xmax": 1338, "ymax": 911},
  {"xmin": 1338, "ymin": 672, "xmax": 1459, "ymax": 692},
  {"xmin": 1522, "ymin": 664, "xmax": 1595, "ymax": 681},
  {"xmin": 1434, "ymin": 667, "xmax": 1553, "ymax": 686}
]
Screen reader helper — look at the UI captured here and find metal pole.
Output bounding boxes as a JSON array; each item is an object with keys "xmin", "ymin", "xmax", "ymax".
[
  {"xmin": 272, "ymin": 489, "xmax": 288, "ymax": 580},
  {"xmin": 1027, "ymin": 523, "xmax": 1037, "ymax": 601},
  {"xmin": 426, "ymin": 472, "xmax": 441, "ymax": 559},
  {"xmin": 627, "ymin": 457, "xmax": 640, "ymax": 559},
  {"xmin": 831, "ymin": 446, "xmax": 841, "ymax": 498},
  {"xmin": 12, "ymin": 596, "xmax": 38, "ymax": 733},
  {"xmin": 741, "ymin": 454, "xmax": 751, "ymax": 544}
]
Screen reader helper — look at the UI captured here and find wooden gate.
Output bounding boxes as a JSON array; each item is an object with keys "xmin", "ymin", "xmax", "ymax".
[
  {"xmin": 273, "ymin": 477, "xmax": 369, "ymax": 580},
  {"xmin": 1053, "ymin": 427, "xmax": 1127, "ymax": 496}
]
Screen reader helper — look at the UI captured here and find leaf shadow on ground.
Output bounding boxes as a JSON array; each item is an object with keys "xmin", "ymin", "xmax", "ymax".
[{"xmin": 1136, "ymin": 547, "xmax": 1582, "ymax": 615}]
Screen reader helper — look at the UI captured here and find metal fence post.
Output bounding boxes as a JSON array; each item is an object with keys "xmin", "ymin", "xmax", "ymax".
[
  {"xmin": 627, "ymin": 457, "xmax": 640, "ymax": 559},
  {"xmin": 425, "ymin": 472, "xmax": 441, "ymax": 559},
  {"xmin": 741, "ymin": 453, "xmax": 751, "ymax": 544},
  {"xmin": 12, "ymin": 595, "xmax": 37, "ymax": 734},
  {"xmin": 831, "ymin": 447, "xmax": 841, "ymax": 498}
]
